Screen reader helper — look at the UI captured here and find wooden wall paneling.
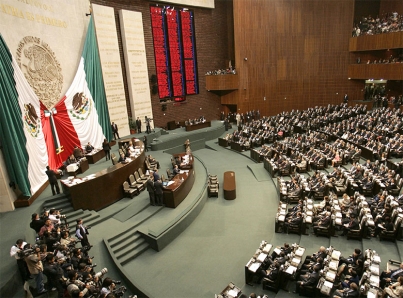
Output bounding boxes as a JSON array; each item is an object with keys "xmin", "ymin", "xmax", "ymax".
[
  {"xmin": 348, "ymin": 64, "xmax": 403, "ymax": 80},
  {"xmin": 379, "ymin": 0, "xmax": 403, "ymax": 15},
  {"xmin": 349, "ymin": 32, "xmax": 403, "ymax": 51}
]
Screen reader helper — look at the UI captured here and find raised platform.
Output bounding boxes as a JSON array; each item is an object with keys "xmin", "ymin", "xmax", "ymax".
[{"xmin": 150, "ymin": 120, "xmax": 225, "ymax": 151}]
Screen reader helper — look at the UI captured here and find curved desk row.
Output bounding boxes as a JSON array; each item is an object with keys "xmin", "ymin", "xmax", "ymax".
[
  {"xmin": 163, "ymin": 169, "xmax": 195, "ymax": 208},
  {"xmin": 62, "ymin": 141, "xmax": 145, "ymax": 211}
]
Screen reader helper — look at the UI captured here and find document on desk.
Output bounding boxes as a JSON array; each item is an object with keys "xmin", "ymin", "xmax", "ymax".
[
  {"xmin": 286, "ymin": 265, "xmax": 297, "ymax": 274},
  {"xmin": 228, "ymin": 289, "xmax": 239, "ymax": 297},
  {"xmin": 249, "ymin": 262, "xmax": 261, "ymax": 273},
  {"xmin": 369, "ymin": 275, "xmax": 379, "ymax": 287},
  {"xmin": 257, "ymin": 253, "xmax": 267, "ymax": 263},
  {"xmin": 167, "ymin": 181, "xmax": 175, "ymax": 186}
]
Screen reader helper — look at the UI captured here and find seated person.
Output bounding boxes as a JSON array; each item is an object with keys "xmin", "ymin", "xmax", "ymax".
[
  {"xmin": 73, "ymin": 146, "xmax": 83, "ymax": 160},
  {"xmin": 260, "ymin": 261, "xmax": 280, "ymax": 284},
  {"xmin": 380, "ymin": 262, "xmax": 403, "ymax": 288},
  {"xmin": 333, "ymin": 282, "xmax": 359, "ymax": 298},
  {"xmin": 173, "ymin": 164, "xmax": 181, "ymax": 175},
  {"xmin": 381, "ymin": 276, "xmax": 403, "ymax": 298},
  {"xmin": 66, "ymin": 154, "xmax": 78, "ymax": 165},
  {"xmin": 340, "ymin": 214, "xmax": 359, "ymax": 236},
  {"xmin": 85, "ymin": 142, "xmax": 94, "ymax": 153},
  {"xmin": 118, "ymin": 153, "xmax": 127, "ymax": 163},
  {"xmin": 294, "ymin": 265, "xmax": 321, "ymax": 294},
  {"xmin": 313, "ymin": 211, "xmax": 331, "ymax": 234}
]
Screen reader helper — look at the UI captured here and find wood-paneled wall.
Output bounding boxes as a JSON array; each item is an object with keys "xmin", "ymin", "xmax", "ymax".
[
  {"xmin": 348, "ymin": 64, "xmax": 403, "ymax": 80},
  {"xmin": 225, "ymin": 0, "xmax": 361, "ymax": 116}
]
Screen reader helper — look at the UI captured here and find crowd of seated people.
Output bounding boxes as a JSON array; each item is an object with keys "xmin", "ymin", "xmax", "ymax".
[
  {"xmin": 186, "ymin": 116, "xmax": 206, "ymax": 126},
  {"xmin": 365, "ymin": 54, "xmax": 403, "ymax": 64},
  {"xmin": 352, "ymin": 12, "xmax": 403, "ymax": 36},
  {"xmin": 205, "ymin": 67, "xmax": 236, "ymax": 75},
  {"xmin": 20, "ymin": 209, "xmax": 133, "ymax": 298},
  {"xmin": 247, "ymin": 239, "xmax": 403, "ymax": 297}
]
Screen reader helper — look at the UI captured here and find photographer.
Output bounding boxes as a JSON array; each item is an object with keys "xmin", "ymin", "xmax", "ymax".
[
  {"xmin": 30, "ymin": 213, "xmax": 45, "ymax": 234},
  {"xmin": 48, "ymin": 209, "xmax": 62, "ymax": 225},
  {"xmin": 38, "ymin": 219, "xmax": 55, "ymax": 238},
  {"xmin": 10, "ymin": 239, "xmax": 30, "ymax": 284},
  {"xmin": 71, "ymin": 248, "xmax": 93, "ymax": 269},
  {"xmin": 60, "ymin": 230, "xmax": 76, "ymax": 246},
  {"xmin": 67, "ymin": 270, "xmax": 90, "ymax": 297},
  {"xmin": 100, "ymin": 277, "xmax": 116, "ymax": 296},
  {"xmin": 24, "ymin": 243, "xmax": 47, "ymax": 294},
  {"xmin": 43, "ymin": 253, "xmax": 64, "ymax": 297},
  {"xmin": 76, "ymin": 218, "xmax": 90, "ymax": 247},
  {"xmin": 42, "ymin": 230, "xmax": 60, "ymax": 252}
]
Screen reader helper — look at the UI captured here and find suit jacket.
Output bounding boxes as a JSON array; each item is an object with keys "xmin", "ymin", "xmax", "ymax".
[
  {"xmin": 302, "ymin": 271, "xmax": 319, "ymax": 286},
  {"xmin": 45, "ymin": 169, "xmax": 58, "ymax": 183},
  {"xmin": 154, "ymin": 180, "xmax": 164, "ymax": 195},
  {"xmin": 146, "ymin": 179, "xmax": 155, "ymax": 193}
]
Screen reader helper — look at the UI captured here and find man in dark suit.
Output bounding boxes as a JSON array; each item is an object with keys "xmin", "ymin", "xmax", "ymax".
[
  {"xmin": 75, "ymin": 219, "xmax": 90, "ymax": 247},
  {"xmin": 146, "ymin": 175, "xmax": 156, "ymax": 206},
  {"xmin": 260, "ymin": 262, "xmax": 280, "ymax": 284},
  {"xmin": 154, "ymin": 179, "xmax": 164, "ymax": 206},
  {"xmin": 136, "ymin": 117, "xmax": 142, "ymax": 133},
  {"xmin": 340, "ymin": 215, "xmax": 359, "ymax": 236},
  {"xmin": 294, "ymin": 265, "xmax": 320, "ymax": 294},
  {"xmin": 380, "ymin": 262, "xmax": 403, "ymax": 288},
  {"xmin": 45, "ymin": 166, "xmax": 60, "ymax": 195},
  {"xmin": 111, "ymin": 122, "xmax": 119, "ymax": 139},
  {"xmin": 284, "ymin": 212, "xmax": 302, "ymax": 233},
  {"xmin": 313, "ymin": 212, "xmax": 331, "ymax": 234}
]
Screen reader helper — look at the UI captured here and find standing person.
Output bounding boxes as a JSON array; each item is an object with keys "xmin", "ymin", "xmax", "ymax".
[
  {"xmin": 111, "ymin": 122, "xmax": 120, "ymax": 139},
  {"xmin": 43, "ymin": 254, "xmax": 64, "ymax": 298},
  {"xmin": 136, "ymin": 117, "xmax": 142, "ymax": 133},
  {"xmin": 75, "ymin": 219, "xmax": 90, "ymax": 247},
  {"xmin": 146, "ymin": 175, "xmax": 156, "ymax": 206},
  {"xmin": 45, "ymin": 166, "xmax": 60, "ymax": 196},
  {"xmin": 154, "ymin": 179, "xmax": 164, "ymax": 206},
  {"xmin": 236, "ymin": 113, "xmax": 241, "ymax": 127},
  {"xmin": 24, "ymin": 243, "xmax": 46, "ymax": 295},
  {"xmin": 145, "ymin": 116, "xmax": 151, "ymax": 134},
  {"xmin": 143, "ymin": 136, "xmax": 148, "ymax": 152},
  {"xmin": 102, "ymin": 139, "xmax": 111, "ymax": 161},
  {"xmin": 224, "ymin": 118, "xmax": 229, "ymax": 131},
  {"xmin": 10, "ymin": 239, "xmax": 30, "ymax": 284},
  {"xmin": 344, "ymin": 93, "xmax": 349, "ymax": 103}
]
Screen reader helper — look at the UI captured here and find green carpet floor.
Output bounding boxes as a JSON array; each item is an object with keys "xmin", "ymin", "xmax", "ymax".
[{"xmin": 1, "ymin": 128, "xmax": 402, "ymax": 298}]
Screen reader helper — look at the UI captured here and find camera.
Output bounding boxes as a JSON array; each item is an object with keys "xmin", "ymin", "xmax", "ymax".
[
  {"xmin": 113, "ymin": 286, "xmax": 127, "ymax": 297},
  {"xmin": 112, "ymin": 280, "xmax": 122, "ymax": 285},
  {"xmin": 94, "ymin": 268, "xmax": 108, "ymax": 278},
  {"xmin": 18, "ymin": 244, "xmax": 40, "ymax": 258}
]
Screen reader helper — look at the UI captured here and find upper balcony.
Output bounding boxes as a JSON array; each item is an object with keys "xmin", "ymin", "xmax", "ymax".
[
  {"xmin": 348, "ymin": 63, "xmax": 403, "ymax": 80},
  {"xmin": 349, "ymin": 31, "xmax": 403, "ymax": 52},
  {"xmin": 205, "ymin": 74, "xmax": 239, "ymax": 91}
]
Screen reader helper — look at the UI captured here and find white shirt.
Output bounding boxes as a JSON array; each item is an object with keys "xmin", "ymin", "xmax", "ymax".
[{"xmin": 10, "ymin": 242, "xmax": 27, "ymax": 260}]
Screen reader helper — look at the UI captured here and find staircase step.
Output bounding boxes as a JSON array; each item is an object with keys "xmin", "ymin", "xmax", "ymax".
[
  {"xmin": 116, "ymin": 238, "xmax": 147, "ymax": 259},
  {"xmin": 110, "ymin": 231, "xmax": 142, "ymax": 250},
  {"xmin": 120, "ymin": 242, "xmax": 150, "ymax": 266}
]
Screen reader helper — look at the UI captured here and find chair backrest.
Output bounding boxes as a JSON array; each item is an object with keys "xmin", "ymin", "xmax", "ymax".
[
  {"xmin": 111, "ymin": 152, "xmax": 116, "ymax": 159},
  {"xmin": 134, "ymin": 171, "xmax": 141, "ymax": 181},
  {"xmin": 138, "ymin": 168, "xmax": 145, "ymax": 178},
  {"xmin": 112, "ymin": 157, "xmax": 118, "ymax": 165},
  {"xmin": 123, "ymin": 181, "xmax": 129, "ymax": 190},
  {"xmin": 161, "ymin": 174, "xmax": 166, "ymax": 182},
  {"xmin": 129, "ymin": 174, "xmax": 135, "ymax": 184},
  {"xmin": 167, "ymin": 168, "xmax": 172, "ymax": 176}
]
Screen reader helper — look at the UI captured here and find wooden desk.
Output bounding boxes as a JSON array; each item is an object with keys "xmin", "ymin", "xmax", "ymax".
[
  {"xmin": 85, "ymin": 150, "xmax": 105, "ymax": 164},
  {"xmin": 223, "ymin": 171, "xmax": 236, "ymax": 200},
  {"xmin": 185, "ymin": 121, "xmax": 211, "ymax": 132},
  {"xmin": 118, "ymin": 137, "xmax": 142, "ymax": 149},
  {"xmin": 67, "ymin": 159, "xmax": 89, "ymax": 176},
  {"xmin": 163, "ymin": 170, "xmax": 195, "ymax": 208},
  {"xmin": 218, "ymin": 138, "xmax": 229, "ymax": 147},
  {"xmin": 62, "ymin": 142, "xmax": 145, "ymax": 211},
  {"xmin": 172, "ymin": 152, "xmax": 194, "ymax": 170}
]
